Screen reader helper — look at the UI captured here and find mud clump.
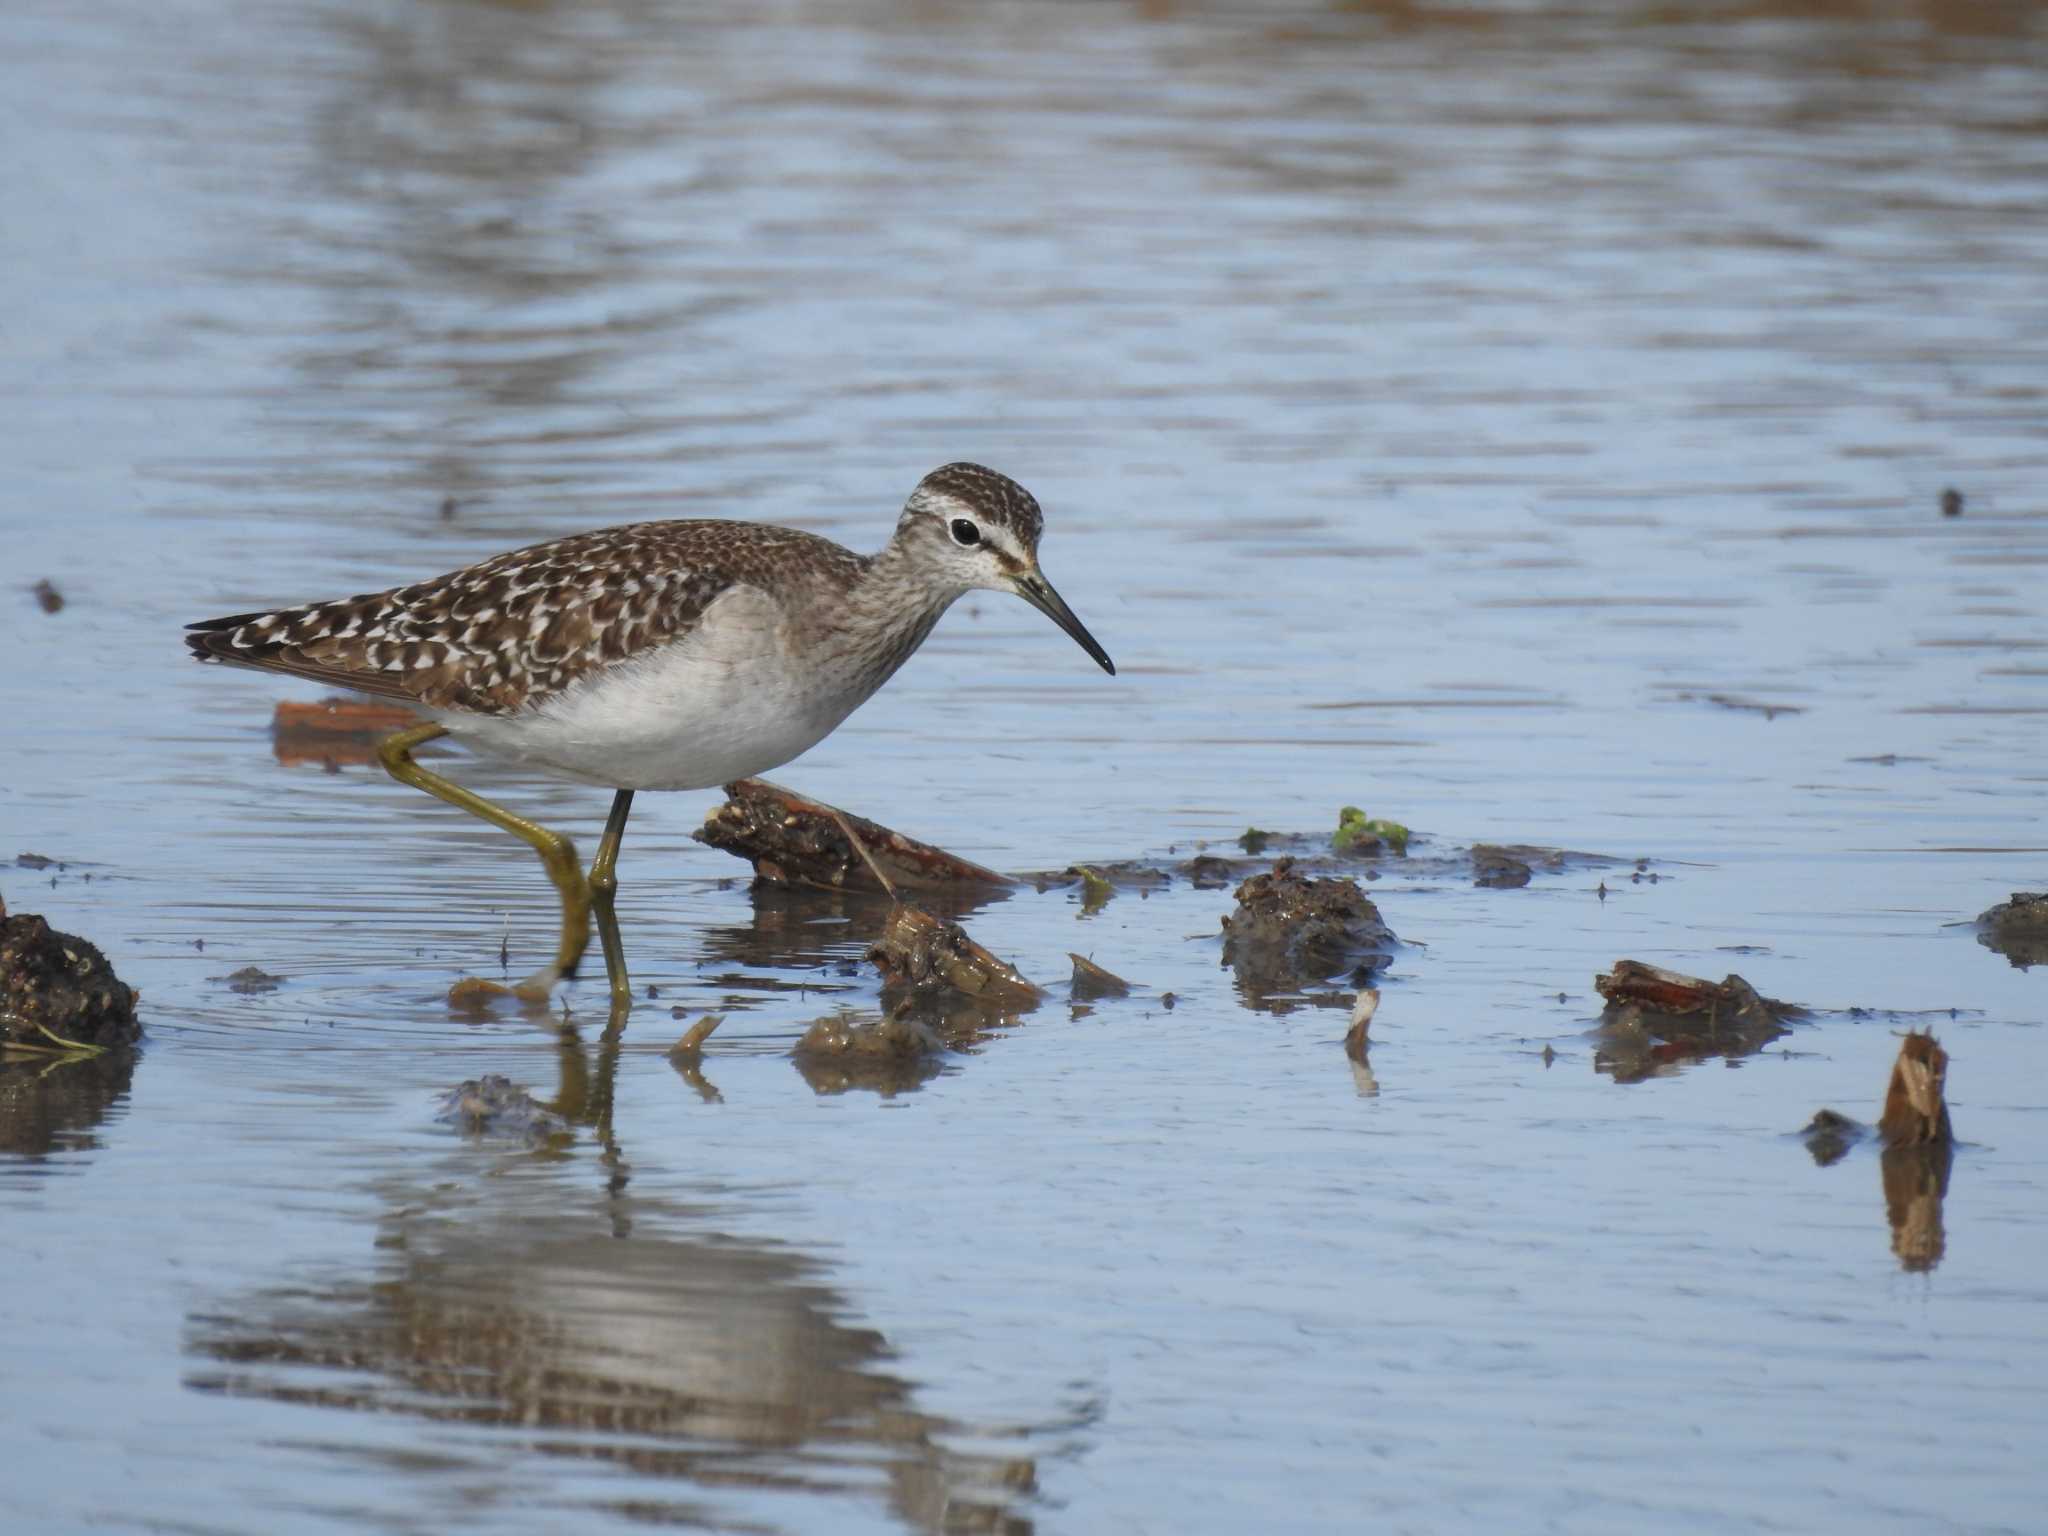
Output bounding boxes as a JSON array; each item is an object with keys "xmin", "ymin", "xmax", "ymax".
[
  {"xmin": 1801, "ymin": 1108, "xmax": 1863, "ymax": 1166},
  {"xmin": 1974, "ymin": 891, "xmax": 2048, "ymax": 969},
  {"xmin": 212, "ymin": 965, "xmax": 284, "ymax": 995},
  {"xmin": 1, "ymin": 908, "xmax": 140, "ymax": 1052},
  {"xmin": 435, "ymin": 1074, "xmax": 569, "ymax": 1146},
  {"xmin": 795, "ymin": 1011, "xmax": 943, "ymax": 1061},
  {"xmin": 1221, "ymin": 858, "xmax": 1397, "ymax": 1000},
  {"xmin": 1591, "ymin": 960, "xmax": 1798, "ymax": 1082},
  {"xmin": 867, "ymin": 905, "xmax": 1039, "ymax": 1013},
  {"xmin": 1471, "ymin": 846, "xmax": 1533, "ymax": 889},
  {"xmin": 792, "ymin": 1011, "xmax": 946, "ymax": 1096}
]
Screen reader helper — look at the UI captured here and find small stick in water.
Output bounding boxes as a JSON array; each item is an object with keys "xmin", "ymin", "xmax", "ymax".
[{"xmin": 829, "ymin": 806, "xmax": 901, "ymax": 904}]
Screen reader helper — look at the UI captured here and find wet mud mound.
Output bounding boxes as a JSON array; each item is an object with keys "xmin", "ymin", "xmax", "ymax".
[
  {"xmin": 1975, "ymin": 892, "xmax": 2048, "ymax": 969},
  {"xmin": 1221, "ymin": 859, "xmax": 1396, "ymax": 1008},
  {"xmin": 1, "ymin": 906, "xmax": 140, "ymax": 1052},
  {"xmin": 1592, "ymin": 960, "xmax": 1799, "ymax": 1083}
]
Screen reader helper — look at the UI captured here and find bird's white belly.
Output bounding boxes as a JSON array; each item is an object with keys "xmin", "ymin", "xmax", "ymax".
[{"xmin": 440, "ymin": 588, "xmax": 857, "ymax": 791}]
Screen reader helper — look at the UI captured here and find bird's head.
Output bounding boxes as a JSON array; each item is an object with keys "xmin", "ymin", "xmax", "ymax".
[{"xmin": 894, "ymin": 462, "xmax": 1115, "ymax": 675}]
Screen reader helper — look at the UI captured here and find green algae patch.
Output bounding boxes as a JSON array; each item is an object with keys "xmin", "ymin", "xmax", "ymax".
[{"xmin": 1332, "ymin": 807, "xmax": 1409, "ymax": 856}]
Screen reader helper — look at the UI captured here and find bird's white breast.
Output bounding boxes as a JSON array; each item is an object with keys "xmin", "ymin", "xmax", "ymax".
[{"xmin": 440, "ymin": 586, "xmax": 859, "ymax": 791}]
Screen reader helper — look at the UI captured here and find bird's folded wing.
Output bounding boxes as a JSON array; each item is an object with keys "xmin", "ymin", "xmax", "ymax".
[{"xmin": 184, "ymin": 523, "xmax": 742, "ymax": 714}]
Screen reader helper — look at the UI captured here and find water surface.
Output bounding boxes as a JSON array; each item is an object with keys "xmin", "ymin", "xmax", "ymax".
[{"xmin": 4, "ymin": 1, "xmax": 2046, "ymax": 1531}]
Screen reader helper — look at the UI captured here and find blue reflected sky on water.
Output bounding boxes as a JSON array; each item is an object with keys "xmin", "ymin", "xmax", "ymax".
[{"xmin": 3, "ymin": 2, "xmax": 2046, "ymax": 1531}]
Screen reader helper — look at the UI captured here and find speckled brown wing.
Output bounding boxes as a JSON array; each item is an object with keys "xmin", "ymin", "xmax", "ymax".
[{"xmin": 185, "ymin": 520, "xmax": 840, "ymax": 715}]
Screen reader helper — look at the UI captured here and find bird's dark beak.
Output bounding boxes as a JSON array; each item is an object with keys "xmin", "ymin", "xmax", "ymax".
[{"xmin": 1015, "ymin": 570, "xmax": 1115, "ymax": 676}]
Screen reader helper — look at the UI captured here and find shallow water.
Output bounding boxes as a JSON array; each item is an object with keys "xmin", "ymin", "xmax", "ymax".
[{"xmin": 4, "ymin": 0, "xmax": 2047, "ymax": 1530}]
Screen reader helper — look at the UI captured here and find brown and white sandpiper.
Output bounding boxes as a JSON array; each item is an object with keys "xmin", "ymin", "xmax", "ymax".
[{"xmin": 185, "ymin": 463, "xmax": 1115, "ymax": 1009}]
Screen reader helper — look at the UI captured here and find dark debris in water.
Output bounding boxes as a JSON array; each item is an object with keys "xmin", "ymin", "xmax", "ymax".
[
  {"xmin": 792, "ymin": 1010, "xmax": 946, "ymax": 1097},
  {"xmin": 31, "ymin": 579, "xmax": 64, "ymax": 614},
  {"xmin": 211, "ymin": 965, "xmax": 285, "ymax": 995},
  {"xmin": 1591, "ymin": 959, "xmax": 1801, "ymax": 1083},
  {"xmin": 667, "ymin": 1014, "xmax": 723, "ymax": 1062},
  {"xmin": 698, "ymin": 778, "xmax": 1011, "ymax": 895},
  {"xmin": 1674, "ymin": 691, "xmax": 1807, "ymax": 720},
  {"xmin": 868, "ymin": 905, "xmax": 1038, "ymax": 1015},
  {"xmin": 1221, "ymin": 859, "xmax": 1396, "ymax": 1012},
  {"xmin": 1, "ymin": 908, "xmax": 140, "ymax": 1054},
  {"xmin": 435, "ymin": 1074, "xmax": 570, "ymax": 1145},
  {"xmin": 1878, "ymin": 1029, "xmax": 1953, "ymax": 1150},
  {"xmin": 1802, "ymin": 1031, "xmax": 1956, "ymax": 1273},
  {"xmin": 1472, "ymin": 845, "xmax": 1534, "ymax": 888},
  {"xmin": 1069, "ymin": 953, "xmax": 1132, "ymax": 1001},
  {"xmin": 1974, "ymin": 891, "xmax": 2048, "ymax": 970},
  {"xmin": 1801, "ymin": 1108, "xmax": 1865, "ymax": 1167},
  {"xmin": 1039, "ymin": 834, "xmax": 1629, "ymax": 897}
]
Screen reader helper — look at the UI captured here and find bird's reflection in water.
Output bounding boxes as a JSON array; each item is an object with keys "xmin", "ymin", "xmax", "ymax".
[
  {"xmin": 191, "ymin": 973, "xmax": 1053, "ymax": 1529},
  {"xmin": 185, "ymin": 1182, "xmax": 1038, "ymax": 1532}
]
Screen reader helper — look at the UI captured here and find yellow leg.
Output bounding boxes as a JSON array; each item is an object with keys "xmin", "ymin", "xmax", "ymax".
[
  {"xmin": 589, "ymin": 789, "xmax": 635, "ymax": 1014},
  {"xmin": 377, "ymin": 723, "xmax": 591, "ymax": 999}
]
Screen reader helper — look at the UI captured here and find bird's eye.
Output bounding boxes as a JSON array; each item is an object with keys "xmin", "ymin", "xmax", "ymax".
[{"xmin": 949, "ymin": 519, "xmax": 982, "ymax": 547}]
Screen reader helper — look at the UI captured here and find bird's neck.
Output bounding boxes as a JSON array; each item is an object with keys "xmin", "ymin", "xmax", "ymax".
[{"xmin": 810, "ymin": 539, "xmax": 963, "ymax": 695}]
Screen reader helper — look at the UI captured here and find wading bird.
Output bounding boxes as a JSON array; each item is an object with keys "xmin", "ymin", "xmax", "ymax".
[{"xmin": 187, "ymin": 463, "xmax": 1114, "ymax": 1008}]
